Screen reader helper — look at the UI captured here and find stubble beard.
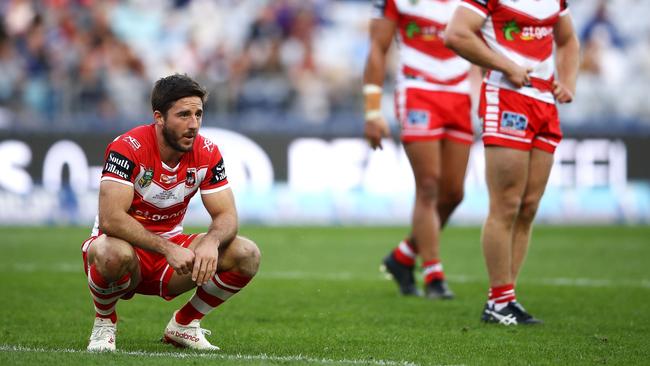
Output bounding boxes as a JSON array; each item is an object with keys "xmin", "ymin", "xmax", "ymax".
[{"xmin": 162, "ymin": 123, "xmax": 193, "ymax": 152}]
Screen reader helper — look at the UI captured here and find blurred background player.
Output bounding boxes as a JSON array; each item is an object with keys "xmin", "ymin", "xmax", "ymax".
[
  {"xmin": 363, "ymin": 0, "xmax": 478, "ymax": 299},
  {"xmin": 446, "ymin": 0, "xmax": 579, "ymax": 324},
  {"xmin": 81, "ymin": 74, "xmax": 261, "ymax": 351}
]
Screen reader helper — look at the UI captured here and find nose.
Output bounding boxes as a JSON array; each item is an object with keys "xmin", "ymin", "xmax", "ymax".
[{"xmin": 188, "ymin": 115, "xmax": 200, "ymax": 129}]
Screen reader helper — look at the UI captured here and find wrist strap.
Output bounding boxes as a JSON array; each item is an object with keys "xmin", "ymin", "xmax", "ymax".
[
  {"xmin": 365, "ymin": 110, "xmax": 382, "ymax": 121},
  {"xmin": 363, "ymin": 84, "xmax": 382, "ymax": 95}
]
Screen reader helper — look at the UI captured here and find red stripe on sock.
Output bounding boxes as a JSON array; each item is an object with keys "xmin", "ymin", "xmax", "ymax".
[
  {"xmin": 175, "ymin": 303, "xmax": 204, "ymax": 326},
  {"xmin": 93, "ymin": 301, "xmax": 118, "ymax": 311},
  {"xmin": 175, "ymin": 272, "xmax": 252, "ymax": 325},
  {"xmin": 88, "ymin": 265, "xmax": 130, "ymax": 323},
  {"xmin": 197, "ymin": 287, "xmax": 227, "ymax": 307},
  {"xmin": 393, "ymin": 248, "xmax": 415, "ymax": 267},
  {"xmin": 422, "ymin": 259, "xmax": 444, "ymax": 283},
  {"xmin": 218, "ymin": 271, "xmax": 252, "ymax": 288},
  {"xmin": 490, "ymin": 284, "xmax": 516, "ymax": 304},
  {"xmin": 95, "ymin": 312, "xmax": 117, "ymax": 323}
]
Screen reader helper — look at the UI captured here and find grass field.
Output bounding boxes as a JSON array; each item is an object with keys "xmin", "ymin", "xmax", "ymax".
[{"xmin": 1, "ymin": 226, "xmax": 649, "ymax": 365}]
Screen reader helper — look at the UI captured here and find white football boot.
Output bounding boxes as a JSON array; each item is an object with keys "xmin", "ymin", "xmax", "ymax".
[
  {"xmin": 162, "ymin": 311, "xmax": 220, "ymax": 350},
  {"xmin": 87, "ymin": 317, "xmax": 117, "ymax": 352}
]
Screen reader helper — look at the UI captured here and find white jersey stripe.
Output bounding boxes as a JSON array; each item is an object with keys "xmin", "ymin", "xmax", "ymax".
[
  {"xmin": 401, "ymin": 45, "xmax": 471, "ymax": 81},
  {"xmin": 100, "ymin": 177, "xmax": 133, "ymax": 187}
]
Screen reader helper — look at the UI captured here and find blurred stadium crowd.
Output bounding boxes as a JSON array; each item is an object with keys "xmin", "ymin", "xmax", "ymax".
[{"xmin": 0, "ymin": 0, "xmax": 649, "ymax": 132}]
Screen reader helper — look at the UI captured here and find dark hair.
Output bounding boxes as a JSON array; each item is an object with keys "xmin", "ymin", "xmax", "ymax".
[{"xmin": 151, "ymin": 74, "xmax": 208, "ymax": 117}]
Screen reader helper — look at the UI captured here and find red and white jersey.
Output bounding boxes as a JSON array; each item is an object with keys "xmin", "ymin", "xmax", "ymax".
[
  {"xmin": 373, "ymin": 0, "xmax": 471, "ymax": 94},
  {"xmin": 91, "ymin": 124, "xmax": 230, "ymax": 238},
  {"xmin": 460, "ymin": 0, "xmax": 570, "ymax": 103}
]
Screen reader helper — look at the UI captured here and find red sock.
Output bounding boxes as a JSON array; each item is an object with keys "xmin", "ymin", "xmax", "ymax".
[
  {"xmin": 87, "ymin": 264, "xmax": 131, "ymax": 323},
  {"xmin": 175, "ymin": 271, "xmax": 252, "ymax": 325},
  {"xmin": 422, "ymin": 259, "xmax": 444, "ymax": 284},
  {"xmin": 392, "ymin": 239, "xmax": 417, "ymax": 267},
  {"xmin": 490, "ymin": 284, "xmax": 516, "ymax": 308}
]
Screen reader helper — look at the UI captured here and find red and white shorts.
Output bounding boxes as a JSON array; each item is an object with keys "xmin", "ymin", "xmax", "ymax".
[
  {"xmin": 81, "ymin": 233, "xmax": 199, "ymax": 300},
  {"xmin": 479, "ymin": 83, "xmax": 562, "ymax": 153},
  {"xmin": 395, "ymin": 88, "xmax": 473, "ymax": 144}
]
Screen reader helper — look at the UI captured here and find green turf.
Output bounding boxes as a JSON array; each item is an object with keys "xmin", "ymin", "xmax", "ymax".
[{"xmin": 1, "ymin": 226, "xmax": 649, "ymax": 365}]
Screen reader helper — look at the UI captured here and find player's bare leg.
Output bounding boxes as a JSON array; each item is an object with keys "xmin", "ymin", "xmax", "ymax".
[
  {"xmin": 383, "ymin": 139, "xmax": 469, "ymax": 297},
  {"xmin": 481, "ymin": 147, "xmax": 528, "ymax": 288},
  {"xmin": 511, "ymin": 148, "xmax": 553, "ymax": 283},
  {"xmin": 163, "ymin": 235, "xmax": 261, "ymax": 350},
  {"xmin": 403, "ymin": 140, "xmax": 454, "ymax": 299},
  {"xmin": 481, "ymin": 147, "xmax": 541, "ymax": 325},
  {"xmin": 437, "ymin": 139, "xmax": 471, "ymax": 228},
  {"xmin": 85, "ymin": 235, "xmax": 141, "ymax": 352}
]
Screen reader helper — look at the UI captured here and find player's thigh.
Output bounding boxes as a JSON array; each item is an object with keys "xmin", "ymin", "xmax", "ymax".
[
  {"xmin": 439, "ymin": 139, "xmax": 471, "ymax": 196},
  {"xmin": 484, "ymin": 146, "xmax": 530, "ymax": 209},
  {"xmin": 404, "ymin": 140, "xmax": 441, "ymax": 187}
]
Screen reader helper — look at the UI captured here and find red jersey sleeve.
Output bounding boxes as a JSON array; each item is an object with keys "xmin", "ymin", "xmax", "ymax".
[
  {"xmin": 372, "ymin": 0, "xmax": 399, "ymax": 22},
  {"xmin": 460, "ymin": 0, "xmax": 497, "ymax": 18},
  {"xmin": 199, "ymin": 137, "xmax": 230, "ymax": 194}
]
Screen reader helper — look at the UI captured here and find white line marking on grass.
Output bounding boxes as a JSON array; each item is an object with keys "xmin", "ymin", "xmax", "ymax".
[
  {"xmin": 7, "ymin": 263, "xmax": 650, "ymax": 290},
  {"xmin": 261, "ymin": 271, "xmax": 650, "ymax": 289},
  {"xmin": 0, "ymin": 344, "xmax": 423, "ymax": 366}
]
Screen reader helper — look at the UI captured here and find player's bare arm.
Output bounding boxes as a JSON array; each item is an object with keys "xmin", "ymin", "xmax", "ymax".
[
  {"xmin": 445, "ymin": 7, "xmax": 532, "ymax": 88},
  {"xmin": 553, "ymin": 13, "xmax": 580, "ymax": 103},
  {"xmin": 363, "ymin": 18, "xmax": 395, "ymax": 150},
  {"xmin": 191, "ymin": 187, "xmax": 239, "ymax": 286},
  {"xmin": 98, "ymin": 180, "xmax": 195, "ymax": 274}
]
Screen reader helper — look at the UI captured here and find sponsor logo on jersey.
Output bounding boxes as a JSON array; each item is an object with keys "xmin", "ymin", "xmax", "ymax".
[
  {"xmin": 503, "ymin": 21, "xmax": 553, "ymax": 41},
  {"xmin": 132, "ymin": 207, "xmax": 187, "ymax": 222},
  {"xmin": 185, "ymin": 168, "xmax": 197, "ymax": 188},
  {"xmin": 138, "ymin": 168, "xmax": 154, "ymax": 188},
  {"xmin": 161, "ymin": 174, "xmax": 177, "ymax": 184},
  {"xmin": 406, "ymin": 109, "xmax": 430, "ymax": 127},
  {"xmin": 210, "ymin": 158, "xmax": 227, "ymax": 185},
  {"xmin": 500, "ymin": 111, "xmax": 528, "ymax": 136},
  {"xmin": 405, "ymin": 21, "xmax": 444, "ymax": 41},
  {"xmin": 103, "ymin": 151, "xmax": 134, "ymax": 180},
  {"xmin": 123, "ymin": 135, "xmax": 141, "ymax": 150},
  {"xmin": 203, "ymin": 137, "xmax": 215, "ymax": 153}
]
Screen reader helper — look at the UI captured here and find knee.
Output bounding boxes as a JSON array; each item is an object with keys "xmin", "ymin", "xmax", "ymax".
[
  {"xmin": 518, "ymin": 196, "xmax": 541, "ymax": 223},
  {"xmin": 92, "ymin": 237, "xmax": 136, "ymax": 279},
  {"xmin": 439, "ymin": 188, "xmax": 464, "ymax": 210},
  {"xmin": 415, "ymin": 174, "xmax": 440, "ymax": 203},
  {"xmin": 230, "ymin": 237, "xmax": 261, "ymax": 278},
  {"xmin": 491, "ymin": 195, "xmax": 523, "ymax": 223}
]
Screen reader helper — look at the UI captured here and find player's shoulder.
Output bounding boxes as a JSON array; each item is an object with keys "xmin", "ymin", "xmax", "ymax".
[
  {"xmin": 192, "ymin": 133, "xmax": 222, "ymax": 162},
  {"xmin": 108, "ymin": 124, "xmax": 155, "ymax": 155}
]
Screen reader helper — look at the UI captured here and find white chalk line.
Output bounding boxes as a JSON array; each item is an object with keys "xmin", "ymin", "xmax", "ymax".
[
  {"xmin": 5, "ymin": 263, "xmax": 650, "ymax": 289},
  {"xmin": 0, "ymin": 344, "xmax": 426, "ymax": 366}
]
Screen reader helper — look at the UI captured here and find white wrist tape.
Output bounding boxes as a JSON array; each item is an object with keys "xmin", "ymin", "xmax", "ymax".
[
  {"xmin": 365, "ymin": 110, "xmax": 382, "ymax": 121},
  {"xmin": 363, "ymin": 84, "xmax": 383, "ymax": 95}
]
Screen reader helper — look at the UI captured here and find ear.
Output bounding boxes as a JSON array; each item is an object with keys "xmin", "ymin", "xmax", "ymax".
[{"xmin": 153, "ymin": 111, "xmax": 164, "ymax": 125}]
